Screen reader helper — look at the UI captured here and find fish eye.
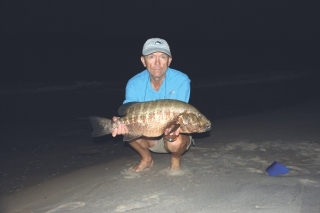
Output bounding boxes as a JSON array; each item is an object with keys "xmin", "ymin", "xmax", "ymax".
[{"xmin": 198, "ymin": 113, "xmax": 202, "ymax": 118}]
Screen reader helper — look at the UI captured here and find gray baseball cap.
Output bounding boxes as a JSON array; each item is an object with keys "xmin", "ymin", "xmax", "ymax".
[{"xmin": 142, "ymin": 38, "xmax": 172, "ymax": 57}]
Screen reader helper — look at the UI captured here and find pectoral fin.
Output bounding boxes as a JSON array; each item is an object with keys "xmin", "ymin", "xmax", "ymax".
[{"xmin": 165, "ymin": 122, "xmax": 180, "ymax": 134}]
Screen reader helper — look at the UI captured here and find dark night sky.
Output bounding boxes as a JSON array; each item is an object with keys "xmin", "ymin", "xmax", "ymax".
[{"xmin": 1, "ymin": 1, "xmax": 319, "ymax": 84}]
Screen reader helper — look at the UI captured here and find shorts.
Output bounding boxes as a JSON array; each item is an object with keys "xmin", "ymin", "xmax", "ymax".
[{"xmin": 148, "ymin": 135, "xmax": 194, "ymax": 153}]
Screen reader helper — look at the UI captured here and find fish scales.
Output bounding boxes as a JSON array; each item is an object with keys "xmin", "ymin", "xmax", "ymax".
[
  {"xmin": 124, "ymin": 100, "xmax": 172, "ymax": 137},
  {"xmin": 89, "ymin": 99, "xmax": 211, "ymax": 141}
]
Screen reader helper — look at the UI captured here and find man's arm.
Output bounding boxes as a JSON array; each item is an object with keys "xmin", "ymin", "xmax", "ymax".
[
  {"xmin": 175, "ymin": 79, "xmax": 190, "ymax": 103},
  {"xmin": 123, "ymin": 80, "xmax": 142, "ymax": 104},
  {"xmin": 112, "ymin": 80, "xmax": 138, "ymax": 137}
]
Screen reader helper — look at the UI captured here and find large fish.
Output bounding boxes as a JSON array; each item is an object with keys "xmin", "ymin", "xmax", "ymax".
[{"xmin": 89, "ymin": 99, "xmax": 211, "ymax": 141}]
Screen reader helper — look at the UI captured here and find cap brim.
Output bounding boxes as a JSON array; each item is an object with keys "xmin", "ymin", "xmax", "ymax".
[{"xmin": 143, "ymin": 48, "xmax": 172, "ymax": 57}]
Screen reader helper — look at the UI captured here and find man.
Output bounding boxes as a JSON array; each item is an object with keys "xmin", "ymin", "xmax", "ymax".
[{"xmin": 112, "ymin": 38, "xmax": 193, "ymax": 172}]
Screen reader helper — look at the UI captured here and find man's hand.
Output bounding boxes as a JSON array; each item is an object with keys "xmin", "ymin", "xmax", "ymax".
[
  {"xmin": 111, "ymin": 116, "xmax": 129, "ymax": 137},
  {"xmin": 164, "ymin": 126, "xmax": 180, "ymax": 142}
]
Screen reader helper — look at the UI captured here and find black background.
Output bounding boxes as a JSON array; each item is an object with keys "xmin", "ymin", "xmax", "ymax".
[{"xmin": 1, "ymin": 1, "xmax": 319, "ymax": 84}]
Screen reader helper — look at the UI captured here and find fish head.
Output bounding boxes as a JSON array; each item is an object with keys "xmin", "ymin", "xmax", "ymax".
[{"xmin": 179, "ymin": 112, "xmax": 211, "ymax": 133}]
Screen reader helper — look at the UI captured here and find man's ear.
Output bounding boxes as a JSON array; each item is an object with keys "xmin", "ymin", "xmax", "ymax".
[
  {"xmin": 141, "ymin": 56, "xmax": 146, "ymax": 67},
  {"xmin": 168, "ymin": 57, "xmax": 172, "ymax": 66}
]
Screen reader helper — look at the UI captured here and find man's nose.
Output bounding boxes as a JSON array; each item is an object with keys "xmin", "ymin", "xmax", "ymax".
[{"xmin": 155, "ymin": 56, "xmax": 160, "ymax": 64}]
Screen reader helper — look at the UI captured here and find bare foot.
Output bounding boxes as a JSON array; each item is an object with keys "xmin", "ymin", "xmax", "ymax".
[{"xmin": 131, "ymin": 159, "xmax": 154, "ymax": 172}]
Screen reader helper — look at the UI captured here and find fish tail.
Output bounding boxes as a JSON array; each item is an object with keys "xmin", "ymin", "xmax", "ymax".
[{"xmin": 89, "ymin": 116, "xmax": 113, "ymax": 137}]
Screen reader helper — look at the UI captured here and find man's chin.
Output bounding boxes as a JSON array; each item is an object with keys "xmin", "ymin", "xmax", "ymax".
[{"xmin": 150, "ymin": 73, "xmax": 165, "ymax": 80}]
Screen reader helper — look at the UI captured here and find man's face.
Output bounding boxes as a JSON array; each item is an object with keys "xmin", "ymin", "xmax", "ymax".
[{"xmin": 141, "ymin": 52, "xmax": 172, "ymax": 80}]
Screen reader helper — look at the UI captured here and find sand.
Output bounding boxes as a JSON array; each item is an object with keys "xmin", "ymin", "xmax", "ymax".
[{"xmin": 1, "ymin": 77, "xmax": 320, "ymax": 213}]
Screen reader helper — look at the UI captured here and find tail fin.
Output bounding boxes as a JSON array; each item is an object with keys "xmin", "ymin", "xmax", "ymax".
[{"xmin": 89, "ymin": 116, "xmax": 113, "ymax": 137}]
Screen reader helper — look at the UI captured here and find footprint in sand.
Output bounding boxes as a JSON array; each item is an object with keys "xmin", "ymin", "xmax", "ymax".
[
  {"xmin": 46, "ymin": 202, "xmax": 85, "ymax": 213},
  {"xmin": 120, "ymin": 168, "xmax": 142, "ymax": 179},
  {"xmin": 286, "ymin": 166, "xmax": 310, "ymax": 176},
  {"xmin": 115, "ymin": 195, "xmax": 159, "ymax": 212},
  {"xmin": 245, "ymin": 168, "xmax": 264, "ymax": 174},
  {"xmin": 159, "ymin": 168, "xmax": 191, "ymax": 176},
  {"xmin": 298, "ymin": 179, "xmax": 320, "ymax": 187},
  {"xmin": 249, "ymin": 156, "xmax": 268, "ymax": 165},
  {"xmin": 114, "ymin": 194, "xmax": 185, "ymax": 212}
]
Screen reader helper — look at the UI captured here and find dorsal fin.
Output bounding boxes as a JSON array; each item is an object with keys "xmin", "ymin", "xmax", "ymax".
[{"xmin": 118, "ymin": 102, "xmax": 138, "ymax": 116}]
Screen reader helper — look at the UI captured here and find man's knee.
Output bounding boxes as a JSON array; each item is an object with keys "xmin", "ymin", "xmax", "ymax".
[
  {"xmin": 165, "ymin": 135, "xmax": 189, "ymax": 153},
  {"xmin": 129, "ymin": 138, "xmax": 150, "ymax": 149}
]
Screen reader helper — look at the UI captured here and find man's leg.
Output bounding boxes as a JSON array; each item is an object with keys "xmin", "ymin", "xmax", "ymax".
[
  {"xmin": 164, "ymin": 134, "xmax": 190, "ymax": 170},
  {"xmin": 128, "ymin": 138, "xmax": 154, "ymax": 172}
]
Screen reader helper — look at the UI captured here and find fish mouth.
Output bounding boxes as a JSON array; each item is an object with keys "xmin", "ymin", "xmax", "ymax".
[
  {"xmin": 203, "ymin": 124, "xmax": 211, "ymax": 132},
  {"xmin": 197, "ymin": 126, "xmax": 211, "ymax": 133}
]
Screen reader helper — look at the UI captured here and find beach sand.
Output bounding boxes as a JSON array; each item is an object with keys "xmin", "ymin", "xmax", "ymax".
[{"xmin": 1, "ymin": 76, "xmax": 320, "ymax": 213}]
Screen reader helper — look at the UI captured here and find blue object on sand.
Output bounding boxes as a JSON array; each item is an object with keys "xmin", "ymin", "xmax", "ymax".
[{"xmin": 266, "ymin": 161, "xmax": 290, "ymax": 176}]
